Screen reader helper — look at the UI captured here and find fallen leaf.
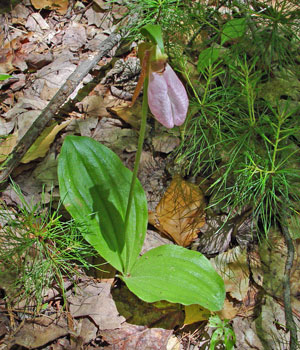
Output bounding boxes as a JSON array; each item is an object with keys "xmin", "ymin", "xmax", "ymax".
[
  {"xmin": 100, "ymin": 323, "xmax": 173, "ymax": 350},
  {"xmin": 21, "ymin": 120, "xmax": 71, "ymax": 163},
  {"xmin": 93, "ymin": 0, "xmax": 111, "ymax": 10},
  {"xmin": 140, "ymin": 229, "xmax": 173, "ymax": 255},
  {"xmin": 184, "ymin": 304, "xmax": 211, "ymax": 325},
  {"xmin": 0, "ymin": 132, "xmax": 17, "ymax": 162},
  {"xmin": 211, "ymin": 246, "xmax": 249, "ymax": 301},
  {"xmin": 30, "ymin": 0, "xmax": 69, "ymax": 14},
  {"xmin": 232, "ymin": 317, "xmax": 264, "ymax": 350},
  {"xmin": 32, "ymin": 152, "xmax": 58, "ymax": 186},
  {"xmin": 254, "ymin": 295, "xmax": 300, "ymax": 349},
  {"xmin": 63, "ymin": 23, "xmax": 87, "ymax": 51},
  {"xmin": 112, "ymin": 285, "xmax": 184, "ymax": 330},
  {"xmin": 76, "ymin": 95, "xmax": 109, "ymax": 118},
  {"xmin": 85, "ymin": 7, "xmax": 113, "ymax": 29},
  {"xmin": 149, "ymin": 175, "xmax": 206, "ymax": 246},
  {"xmin": 68, "ymin": 281, "xmax": 125, "ymax": 330},
  {"xmin": 14, "ymin": 315, "xmax": 68, "ymax": 348},
  {"xmin": 25, "ymin": 13, "xmax": 50, "ymax": 32},
  {"xmin": 93, "ymin": 117, "xmax": 138, "ymax": 155},
  {"xmin": 196, "ymin": 215, "xmax": 233, "ymax": 255},
  {"xmin": 31, "ymin": 53, "xmax": 77, "ymax": 100},
  {"xmin": 110, "ymin": 101, "xmax": 142, "ymax": 129},
  {"xmin": 166, "ymin": 336, "xmax": 181, "ymax": 350},
  {"xmin": 152, "ymin": 134, "xmax": 180, "ymax": 153},
  {"xmin": 256, "ymin": 228, "xmax": 300, "ymax": 315},
  {"xmin": 216, "ymin": 299, "xmax": 238, "ymax": 320}
]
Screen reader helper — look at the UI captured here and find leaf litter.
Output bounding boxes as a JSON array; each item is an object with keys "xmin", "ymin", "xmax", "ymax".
[{"xmin": 0, "ymin": 1, "xmax": 299, "ymax": 349}]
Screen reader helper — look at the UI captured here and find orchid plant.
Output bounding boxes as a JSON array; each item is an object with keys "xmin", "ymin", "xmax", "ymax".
[{"xmin": 58, "ymin": 25, "xmax": 225, "ymax": 310}]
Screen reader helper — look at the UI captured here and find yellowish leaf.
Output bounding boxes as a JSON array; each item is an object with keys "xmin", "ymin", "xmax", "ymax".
[
  {"xmin": 152, "ymin": 175, "xmax": 205, "ymax": 247},
  {"xmin": 21, "ymin": 120, "xmax": 71, "ymax": 164},
  {"xmin": 184, "ymin": 304, "xmax": 211, "ymax": 325},
  {"xmin": 0, "ymin": 132, "xmax": 18, "ymax": 163},
  {"xmin": 110, "ymin": 101, "xmax": 142, "ymax": 130},
  {"xmin": 30, "ymin": 0, "xmax": 68, "ymax": 14}
]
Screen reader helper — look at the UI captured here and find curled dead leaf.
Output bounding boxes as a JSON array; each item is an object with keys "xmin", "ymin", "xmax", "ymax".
[
  {"xmin": 149, "ymin": 175, "xmax": 206, "ymax": 247},
  {"xmin": 30, "ymin": 0, "xmax": 69, "ymax": 14}
]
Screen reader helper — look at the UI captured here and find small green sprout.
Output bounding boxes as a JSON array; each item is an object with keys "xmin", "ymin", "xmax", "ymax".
[{"xmin": 208, "ymin": 315, "xmax": 236, "ymax": 350}]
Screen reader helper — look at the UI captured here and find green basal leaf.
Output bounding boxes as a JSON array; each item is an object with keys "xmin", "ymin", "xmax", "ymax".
[
  {"xmin": 197, "ymin": 47, "xmax": 221, "ymax": 73},
  {"xmin": 58, "ymin": 136, "xmax": 148, "ymax": 273},
  {"xmin": 140, "ymin": 24, "xmax": 165, "ymax": 54},
  {"xmin": 123, "ymin": 245, "xmax": 225, "ymax": 311},
  {"xmin": 221, "ymin": 18, "xmax": 246, "ymax": 45},
  {"xmin": 0, "ymin": 74, "xmax": 12, "ymax": 81}
]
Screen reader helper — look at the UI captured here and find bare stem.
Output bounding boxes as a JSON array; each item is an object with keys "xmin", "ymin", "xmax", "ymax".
[{"xmin": 124, "ymin": 77, "xmax": 149, "ymax": 274}]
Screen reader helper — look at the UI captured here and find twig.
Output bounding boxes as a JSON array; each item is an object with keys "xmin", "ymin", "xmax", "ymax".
[
  {"xmin": 0, "ymin": 32, "xmax": 122, "ymax": 188},
  {"xmin": 279, "ymin": 209, "xmax": 298, "ymax": 350}
]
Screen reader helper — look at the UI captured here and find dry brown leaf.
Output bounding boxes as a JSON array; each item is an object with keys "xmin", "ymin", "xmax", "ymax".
[
  {"xmin": 93, "ymin": 0, "xmax": 111, "ymax": 10},
  {"xmin": 152, "ymin": 134, "xmax": 180, "ymax": 153},
  {"xmin": 76, "ymin": 95, "xmax": 109, "ymax": 118},
  {"xmin": 216, "ymin": 299, "xmax": 239, "ymax": 320},
  {"xmin": 14, "ymin": 315, "xmax": 68, "ymax": 348},
  {"xmin": 21, "ymin": 120, "xmax": 71, "ymax": 163},
  {"xmin": 100, "ymin": 323, "xmax": 173, "ymax": 350},
  {"xmin": 0, "ymin": 48, "xmax": 14, "ymax": 73},
  {"xmin": 211, "ymin": 247, "xmax": 249, "ymax": 302},
  {"xmin": 30, "ymin": 0, "xmax": 69, "ymax": 14},
  {"xmin": 0, "ymin": 132, "xmax": 18, "ymax": 162},
  {"xmin": 149, "ymin": 175, "xmax": 205, "ymax": 247},
  {"xmin": 68, "ymin": 281, "xmax": 125, "ymax": 330},
  {"xmin": 110, "ymin": 101, "xmax": 141, "ymax": 130}
]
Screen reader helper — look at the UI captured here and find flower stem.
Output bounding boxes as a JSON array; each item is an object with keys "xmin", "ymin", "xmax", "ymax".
[{"xmin": 124, "ymin": 76, "xmax": 149, "ymax": 274}]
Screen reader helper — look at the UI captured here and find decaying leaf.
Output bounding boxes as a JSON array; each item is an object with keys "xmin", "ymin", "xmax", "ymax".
[
  {"xmin": 110, "ymin": 101, "xmax": 142, "ymax": 130},
  {"xmin": 76, "ymin": 95, "xmax": 109, "ymax": 118},
  {"xmin": 14, "ymin": 315, "xmax": 68, "ymax": 348},
  {"xmin": 184, "ymin": 304, "xmax": 211, "ymax": 325},
  {"xmin": 149, "ymin": 175, "xmax": 206, "ymax": 247},
  {"xmin": 100, "ymin": 323, "xmax": 173, "ymax": 350},
  {"xmin": 21, "ymin": 120, "xmax": 71, "ymax": 163},
  {"xmin": 30, "ymin": 0, "xmax": 69, "ymax": 14},
  {"xmin": 152, "ymin": 134, "xmax": 180, "ymax": 154},
  {"xmin": 211, "ymin": 246, "xmax": 249, "ymax": 301},
  {"xmin": 112, "ymin": 285, "xmax": 184, "ymax": 330},
  {"xmin": 196, "ymin": 215, "xmax": 233, "ymax": 255},
  {"xmin": 232, "ymin": 317, "xmax": 264, "ymax": 350},
  {"xmin": 0, "ymin": 132, "xmax": 18, "ymax": 162},
  {"xmin": 255, "ymin": 228, "xmax": 300, "ymax": 315},
  {"xmin": 184, "ymin": 298, "xmax": 238, "ymax": 325},
  {"xmin": 254, "ymin": 295, "xmax": 300, "ymax": 350},
  {"xmin": 68, "ymin": 281, "xmax": 125, "ymax": 330},
  {"xmin": 216, "ymin": 299, "xmax": 239, "ymax": 320},
  {"xmin": 141, "ymin": 229, "xmax": 173, "ymax": 255}
]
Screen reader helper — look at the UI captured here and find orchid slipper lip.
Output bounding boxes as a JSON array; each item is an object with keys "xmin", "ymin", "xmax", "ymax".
[{"xmin": 148, "ymin": 64, "xmax": 189, "ymax": 128}]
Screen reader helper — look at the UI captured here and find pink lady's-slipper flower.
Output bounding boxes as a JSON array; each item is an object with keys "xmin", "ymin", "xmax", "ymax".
[{"xmin": 147, "ymin": 63, "xmax": 189, "ymax": 129}]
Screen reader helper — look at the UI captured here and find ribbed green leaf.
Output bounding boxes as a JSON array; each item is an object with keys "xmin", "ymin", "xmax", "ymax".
[
  {"xmin": 123, "ymin": 245, "xmax": 225, "ymax": 311},
  {"xmin": 140, "ymin": 24, "xmax": 165, "ymax": 54},
  {"xmin": 221, "ymin": 18, "xmax": 246, "ymax": 45},
  {"xmin": 58, "ymin": 136, "xmax": 148, "ymax": 273},
  {"xmin": 197, "ymin": 47, "xmax": 221, "ymax": 73}
]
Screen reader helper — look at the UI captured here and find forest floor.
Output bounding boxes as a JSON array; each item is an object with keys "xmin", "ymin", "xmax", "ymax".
[{"xmin": 0, "ymin": 1, "xmax": 299, "ymax": 349}]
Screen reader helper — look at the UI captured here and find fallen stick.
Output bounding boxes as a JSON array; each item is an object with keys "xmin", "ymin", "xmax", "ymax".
[
  {"xmin": 279, "ymin": 209, "xmax": 298, "ymax": 350},
  {"xmin": 0, "ymin": 32, "xmax": 122, "ymax": 187}
]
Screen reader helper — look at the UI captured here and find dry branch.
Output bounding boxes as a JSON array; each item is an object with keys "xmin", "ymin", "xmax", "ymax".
[
  {"xmin": 0, "ymin": 32, "xmax": 122, "ymax": 187},
  {"xmin": 279, "ymin": 210, "xmax": 298, "ymax": 350}
]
